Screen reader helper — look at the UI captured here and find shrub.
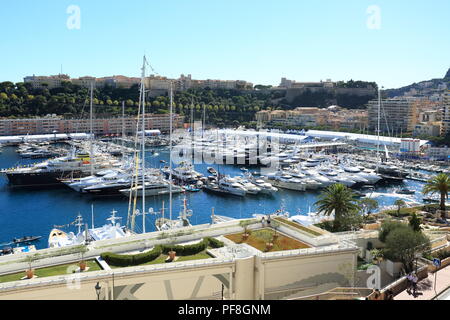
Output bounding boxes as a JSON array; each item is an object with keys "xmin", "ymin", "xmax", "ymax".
[
  {"xmin": 379, "ymin": 220, "xmax": 409, "ymax": 243},
  {"xmin": 205, "ymin": 237, "xmax": 224, "ymax": 248},
  {"xmin": 101, "ymin": 237, "xmax": 224, "ymax": 267}
]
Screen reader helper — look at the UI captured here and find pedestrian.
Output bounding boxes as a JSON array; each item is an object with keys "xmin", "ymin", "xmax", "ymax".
[
  {"xmin": 406, "ymin": 273, "xmax": 413, "ymax": 295},
  {"xmin": 412, "ymin": 272, "xmax": 418, "ymax": 296}
]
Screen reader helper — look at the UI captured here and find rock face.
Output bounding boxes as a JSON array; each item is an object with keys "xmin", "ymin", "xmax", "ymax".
[{"xmin": 445, "ymin": 68, "xmax": 450, "ymax": 79}]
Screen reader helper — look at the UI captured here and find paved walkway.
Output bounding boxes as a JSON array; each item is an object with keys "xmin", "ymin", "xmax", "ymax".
[{"xmin": 395, "ymin": 265, "xmax": 450, "ymax": 300}]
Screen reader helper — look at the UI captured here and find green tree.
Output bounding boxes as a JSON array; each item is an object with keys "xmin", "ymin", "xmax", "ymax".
[
  {"xmin": 314, "ymin": 183, "xmax": 360, "ymax": 231},
  {"xmin": 394, "ymin": 199, "xmax": 406, "ymax": 217},
  {"xmin": 409, "ymin": 212, "xmax": 422, "ymax": 232},
  {"xmin": 359, "ymin": 198, "xmax": 379, "ymax": 215},
  {"xmin": 378, "ymin": 220, "xmax": 408, "ymax": 243},
  {"xmin": 383, "ymin": 227, "xmax": 430, "ymax": 273},
  {"xmin": 422, "ymin": 173, "xmax": 450, "ymax": 219}
]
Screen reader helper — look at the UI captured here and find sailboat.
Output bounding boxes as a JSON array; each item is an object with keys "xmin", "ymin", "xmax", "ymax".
[
  {"xmin": 155, "ymin": 196, "xmax": 193, "ymax": 231},
  {"xmin": 153, "ymin": 81, "xmax": 194, "ymax": 231}
]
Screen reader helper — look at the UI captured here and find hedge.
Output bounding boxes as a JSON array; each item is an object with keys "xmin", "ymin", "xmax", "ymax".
[{"xmin": 101, "ymin": 237, "xmax": 224, "ymax": 267}]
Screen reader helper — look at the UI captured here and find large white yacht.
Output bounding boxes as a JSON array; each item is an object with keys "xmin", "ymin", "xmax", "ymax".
[
  {"xmin": 48, "ymin": 210, "xmax": 131, "ymax": 248},
  {"xmin": 119, "ymin": 179, "xmax": 184, "ymax": 197},
  {"xmin": 264, "ymin": 173, "xmax": 306, "ymax": 191}
]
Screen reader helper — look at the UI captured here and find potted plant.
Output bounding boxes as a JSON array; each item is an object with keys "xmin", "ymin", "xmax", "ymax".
[
  {"xmin": 239, "ymin": 220, "xmax": 252, "ymax": 241},
  {"xmin": 271, "ymin": 221, "xmax": 280, "ymax": 241},
  {"xmin": 168, "ymin": 236, "xmax": 177, "ymax": 261},
  {"xmin": 24, "ymin": 254, "xmax": 39, "ymax": 279},
  {"xmin": 265, "ymin": 242, "xmax": 274, "ymax": 251},
  {"xmin": 78, "ymin": 245, "xmax": 88, "ymax": 271},
  {"xmin": 370, "ymin": 249, "xmax": 384, "ymax": 264}
]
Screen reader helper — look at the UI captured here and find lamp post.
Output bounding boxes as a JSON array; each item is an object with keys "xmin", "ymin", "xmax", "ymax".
[{"xmin": 95, "ymin": 282, "xmax": 101, "ymax": 300}]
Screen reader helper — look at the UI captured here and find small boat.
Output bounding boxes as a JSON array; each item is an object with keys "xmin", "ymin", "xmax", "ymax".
[
  {"xmin": 0, "ymin": 247, "xmax": 13, "ymax": 256},
  {"xmin": 396, "ymin": 188, "xmax": 415, "ymax": 195},
  {"xmin": 12, "ymin": 235, "xmax": 42, "ymax": 244},
  {"xmin": 184, "ymin": 185, "xmax": 201, "ymax": 192},
  {"xmin": 207, "ymin": 167, "xmax": 218, "ymax": 176}
]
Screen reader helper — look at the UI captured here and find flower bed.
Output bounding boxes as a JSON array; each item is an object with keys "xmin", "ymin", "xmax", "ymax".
[
  {"xmin": 101, "ymin": 237, "xmax": 224, "ymax": 267},
  {"xmin": 225, "ymin": 228, "xmax": 310, "ymax": 252},
  {"xmin": 0, "ymin": 260, "xmax": 101, "ymax": 284}
]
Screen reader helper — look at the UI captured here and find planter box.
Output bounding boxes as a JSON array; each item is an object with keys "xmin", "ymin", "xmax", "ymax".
[{"xmin": 382, "ymin": 259, "xmax": 403, "ymax": 278}]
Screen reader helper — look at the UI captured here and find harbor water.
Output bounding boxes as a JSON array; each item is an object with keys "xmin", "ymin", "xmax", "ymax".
[{"xmin": 0, "ymin": 145, "xmax": 427, "ymax": 249}]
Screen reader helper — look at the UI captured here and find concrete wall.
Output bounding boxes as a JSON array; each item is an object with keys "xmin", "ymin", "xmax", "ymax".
[{"xmin": 0, "ymin": 246, "xmax": 359, "ymax": 300}]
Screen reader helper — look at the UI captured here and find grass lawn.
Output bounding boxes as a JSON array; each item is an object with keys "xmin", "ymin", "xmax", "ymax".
[
  {"xmin": 273, "ymin": 217, "xmax": 322, "ymax": 236},
  {"xmin": 109, "ymin": 250, "xmax": 213, "ymax": 269},
  {"xmin": 225, "ymin": 228, "xmax": 310, "ymax": 252},
  {"xmin": 0, "ymin": 260, "xmax": 102, "ymax": 284}
]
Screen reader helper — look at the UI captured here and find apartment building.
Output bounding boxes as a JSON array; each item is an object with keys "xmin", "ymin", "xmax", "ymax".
[
  {"xmin": 441, "ymin": 91, "xmax": 450, "ymax": 136},
  {"xmin": 413, "ymin": 123, "xmax": 441, "ymax": 137},
  {"xmin": 24, "ymin": 74, "xmax": 253, "ymax": 92},
  {"xmin": 23, "ymin": 74, "xmax": 71, "ymax": 89},
  {"xmin": 256, "ymin": 107, "xmax": 368, "ymax": 130},
  {"xmin": 0, "ymin": 114, "xmax": 182, "ymax": 136},
  {"xmin": 367, "ymin": 98, "xmax": 417, "ymax": 134}
]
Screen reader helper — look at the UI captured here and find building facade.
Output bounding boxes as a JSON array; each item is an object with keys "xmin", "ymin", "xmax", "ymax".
[
  {"xmin": 256, "ymin": 107, "xmax": 368, "ymax": 130},
  {"xmin": 441, "ymin": 91, "xmax": 450, "ymax": 136},
  {"xmin": 23, "ymin": 74, "xmax": 71, "ymax": 89},
  {"xmin": 0, "ymin": 114, "xmax": 182, "ymax": 136},
  {"xmin": 24, "ymin": 74, "xmax": 253, "ymax": 93},
  {"xmin": 367, "ymin": 98, "xmax": 417, "ymax": 134}
]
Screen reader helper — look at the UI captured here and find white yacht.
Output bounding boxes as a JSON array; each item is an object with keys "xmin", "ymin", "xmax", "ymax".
[
  {"xmin": 155, "ymin": 197, "xmax": 193, "ymax": 231},
  {"xmin": 318, "ymin": 168, "xmax": 356, "ymax": 187},
  {"xmin": 245, "ymin": 173, "xmax": 278, "ymax": 195},
  {"xmin": 234, "ymin": 176, "xmax": 261, "ymax": 194},
  {"xmin": 264, "ymin": 173, "xmax": 306, "ymax": 191},
  {"xmin": 48, "ymin": 210, "xmax": 130, "ymax": 248},
  {"xmin": 162, "ymin": 162, "xmax": 203, "ymax": 184},
  {"xmin": 217, "ymin": 177, "xmax": 248, "ymax": 196},
  {"xmin": 119, "ymin": 179, "xmax": 183, "ymax": 197}
]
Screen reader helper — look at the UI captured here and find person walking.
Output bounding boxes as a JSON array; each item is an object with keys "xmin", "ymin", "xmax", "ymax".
[
  {"xmin": 406, "ymin": 273, "xmax": 413, "ymax": 295},
  {"xmin": 411, "ymin": 272, "xmax": 418, "ymax": 297}
]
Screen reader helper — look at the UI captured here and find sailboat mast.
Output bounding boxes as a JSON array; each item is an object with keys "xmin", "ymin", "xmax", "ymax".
[
  {"xmin": 121, "ymin": 101, "xmax": 125, "ymax": 159},
  {"xmin": 169, "ymin": 81, "xmax": 173, "ymax": 222},
  {"xmin": 377, "ymin": 85, "xmax": 381, "ymax": 160},
  {"xmin": 89, "ymin": 81, "xmax": 94, "ymax": 175},
  {"xmin": 202, "ymin": 103, "xmax": 206, "ymax": 139},
  {"xmin": 141, "ymin": 56, "xmax": 147, "ymax": 233}
]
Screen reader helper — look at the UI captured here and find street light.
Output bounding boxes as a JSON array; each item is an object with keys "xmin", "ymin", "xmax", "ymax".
[{"xmin": 95, "ymin": 282, "xmax": 101, "ymax": 300}]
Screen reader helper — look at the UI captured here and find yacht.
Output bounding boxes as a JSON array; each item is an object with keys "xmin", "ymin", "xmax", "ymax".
[
  {"xmin": 48, "ymin": 210, "xmax": 131, "ymax": 248},
  {"xmin": 119, "ymin": 179, "xmax": 184, "ymax": 197},
  {"xmin": 62, "ymin": 169, "xmax": 129, "ymax": 192},
  {"xmin": 161, "ymin": 162, "xmax": 203, "ymax": 184},
  {"xmin": 245, "ymin": 173, "xmax": 278, "ymax": 195},
  {"xmin": 264, "ymin": 173, "xmax": 306, "ymax": 191},
  {"xmin": 318, "ymin": 168, "xmax": 356, "ymax": 187},
  {"xmin": 217, "ymin": 177, "xmax": 248, "ymax": 196},
  {"xmin": 2, "ymin": 151, "xmax": 120, "ymax": 187},
  {"xmin": 234, "ymin": 176, "xmax": 261, "ymax": 194},
  {"xmin": 155, "ymin": 197, "xmax": 192, "ymax": 231}
]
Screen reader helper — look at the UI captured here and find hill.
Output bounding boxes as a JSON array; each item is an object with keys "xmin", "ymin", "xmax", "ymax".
[{"xmin": 385, "ymin": 68, "xmax": 450, "ymax": 98}]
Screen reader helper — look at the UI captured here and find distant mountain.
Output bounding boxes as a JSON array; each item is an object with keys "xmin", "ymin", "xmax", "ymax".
[{"xmin": 386, "ymin": 68, "xmax": 449, "ymax": 98}]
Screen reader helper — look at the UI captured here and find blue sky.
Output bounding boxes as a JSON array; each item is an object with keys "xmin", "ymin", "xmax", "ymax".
[{"xmin": 0, "ymin": 0, "xmax": 448, "ymax": 89}]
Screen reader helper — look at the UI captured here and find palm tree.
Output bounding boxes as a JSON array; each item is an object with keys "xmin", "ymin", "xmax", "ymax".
[
  {"xmin": 314, "ymin": 183, "xmax": 360, "ymax": 231},
  {"xmin": 422, "ymin": 173, "xmax": 450, "ymax": 219}
]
